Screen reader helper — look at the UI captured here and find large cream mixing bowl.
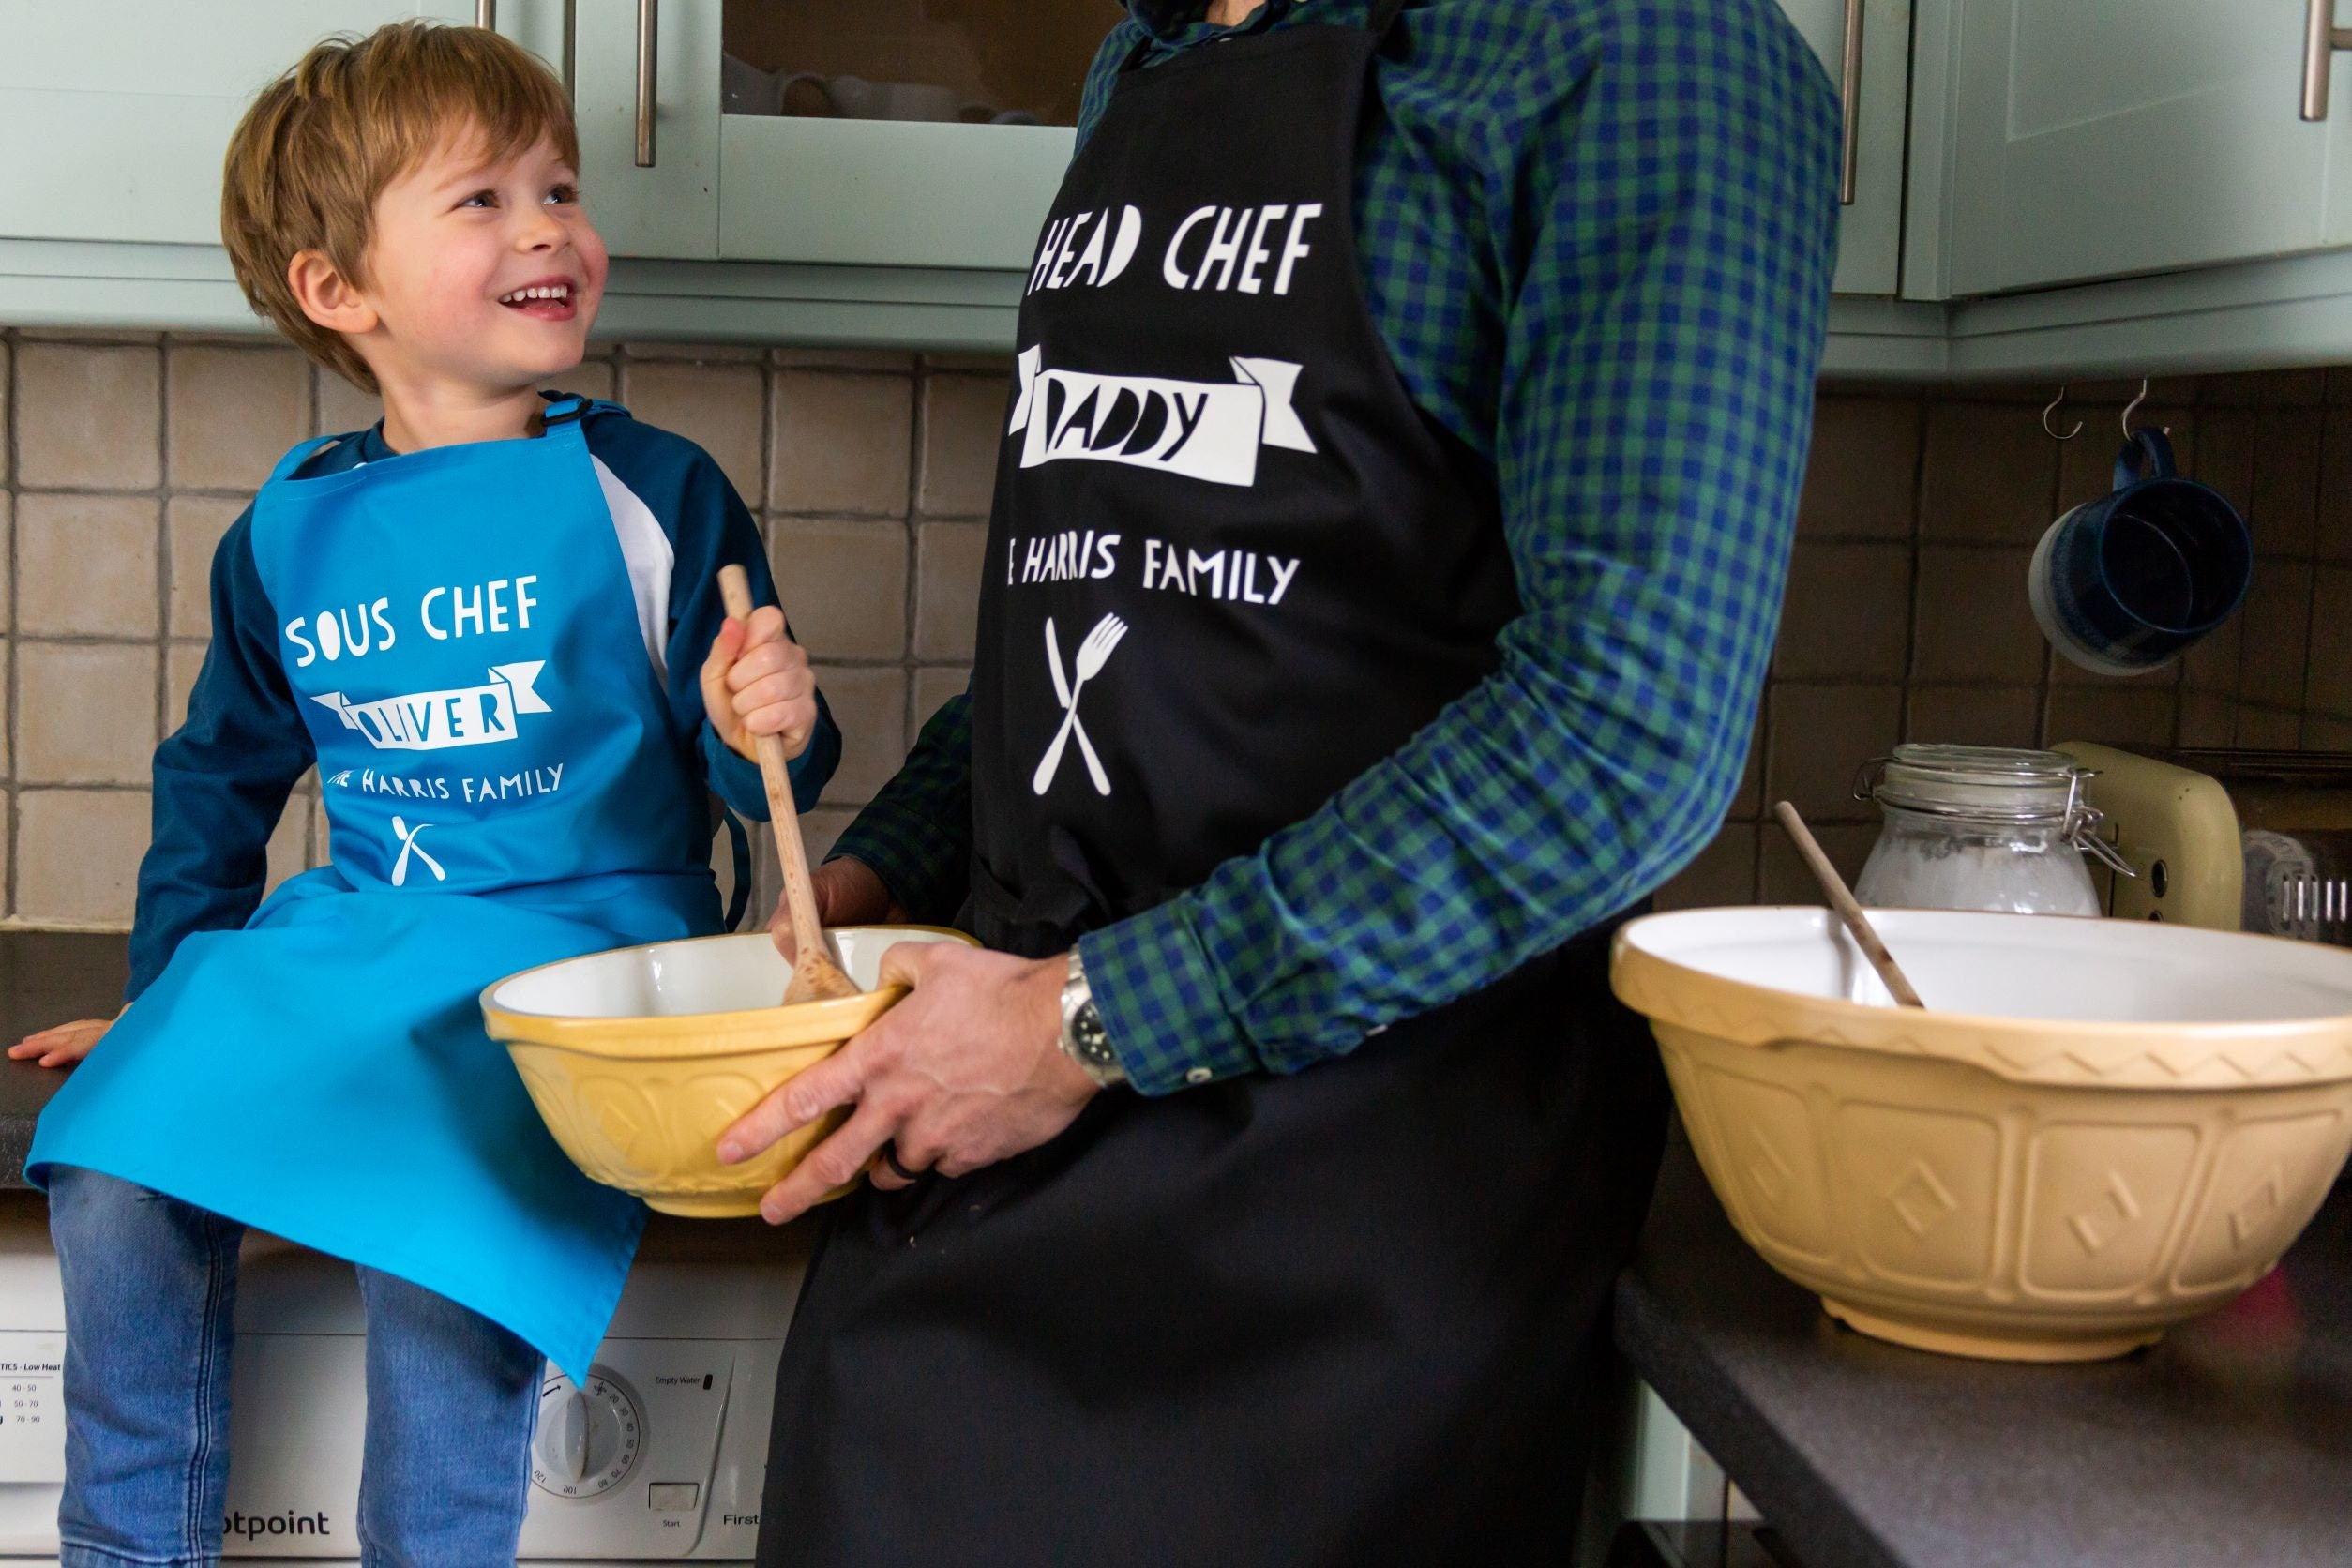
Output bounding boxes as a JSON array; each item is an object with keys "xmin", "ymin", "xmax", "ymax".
[
  {"xmin": 482, "ymin": 926, "xmax": 975, "ymax": 1218},
  {"xmin": 1611, "ymin": 907, "xmax": 2352, "ymax": 1361}
]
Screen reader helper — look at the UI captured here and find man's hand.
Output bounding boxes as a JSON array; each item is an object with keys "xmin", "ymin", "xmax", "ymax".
[
  {"xmin": 701, "ymin": 604, "xmax": 817, "ymax": 763},
  {"xmin": 716, "ymin": 941, "xmax": 1098, "ymax": 1224},
  {"xmin": 773, "ymin": 857, "xmax": 906, "ymax": 961},
  {"xmin": 9, "ymin": 1010, "xmax": 123, "ymax": 1069}
]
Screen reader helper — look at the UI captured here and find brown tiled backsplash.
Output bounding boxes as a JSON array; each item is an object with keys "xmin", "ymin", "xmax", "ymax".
[{"xmin": 1, "ymin": 331, "xmax": 2346, "ymax": 928}]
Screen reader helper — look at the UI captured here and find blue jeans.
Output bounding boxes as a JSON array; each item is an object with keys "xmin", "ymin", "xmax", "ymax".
[{"xmin": 47, "ymin": 1166, "xmax": 544, "ymax": 1568}]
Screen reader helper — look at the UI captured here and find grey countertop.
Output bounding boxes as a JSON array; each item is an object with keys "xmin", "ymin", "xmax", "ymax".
[
  {"xmin": 0, "ymin": 932, "xmax": 128, "ymax": 1187},
  {"xmin": 1619, "ymin": 1139, "xmax": 2352, "ymax": 1568}
]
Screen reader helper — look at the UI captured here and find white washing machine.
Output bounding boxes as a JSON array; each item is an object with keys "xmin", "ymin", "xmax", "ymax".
[{"xmin": 0, "ymin": 1190, "xmax": 807, "ymax": 1564}]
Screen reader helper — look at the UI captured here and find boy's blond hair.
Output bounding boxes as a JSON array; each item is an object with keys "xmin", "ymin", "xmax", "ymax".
[{"xmin": 220, "ymin": 23, "xmax": 579, "ymax": 394}]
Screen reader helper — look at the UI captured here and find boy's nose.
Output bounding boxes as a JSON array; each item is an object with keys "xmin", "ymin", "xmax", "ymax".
[{"xmin": 515, "ymin": 209, "xmax": 568, "ymax": 251}]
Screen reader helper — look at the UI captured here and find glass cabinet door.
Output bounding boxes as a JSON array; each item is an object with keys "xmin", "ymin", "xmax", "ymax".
[{"xmin": 714, "ymin": 0, "xmax": 1098, "ymax": 268}]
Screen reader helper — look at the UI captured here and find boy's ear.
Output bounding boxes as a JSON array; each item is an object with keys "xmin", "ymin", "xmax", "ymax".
[{"xmin": 286, "ymin": 249, "xmax": 379, "ymax": 336}]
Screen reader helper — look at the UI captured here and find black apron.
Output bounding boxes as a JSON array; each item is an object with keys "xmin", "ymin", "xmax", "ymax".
[{"xmin": 761, "ymin": 8, "xmax": 1669, "ymax": 1562}]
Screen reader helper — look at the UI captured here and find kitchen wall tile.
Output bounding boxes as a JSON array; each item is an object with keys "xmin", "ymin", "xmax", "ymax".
[
  {"xmin": 912, "ymin": 665, "xmax": 972, "ymax": 743},
  {"xmin": 2069, "ymin": 378, "xmax": 2201, "ymax": 405},
  {"xmin": 812, "ymin": 665, "xmax": 908, "ymax": 805},
  {"xmin": 166, "ymin": 346, "xmax": 309, "ymax": 491},
  {"xmin": 913, "ymin": 522, "xmax": 988, "ymax": 662},
  {"xmin": 16, "ymin": 494, "xmax": 158, "ymax": 639},
  {"xmin": 1797, "ymin": 396, "xmax": 1920, "ymax": 540},
  {"xmin": 18, "ymin": 343, "xmax": 161, "ymax": 490},
  {"xmin": 2303, "ymin": 715, "xmax": 2352, "ymax": 749},
  {"xmin": 0, "ymin": 494, "xmax": 11, "ymax": 635},
  {"xmin": 768, "ymin": 519, "xmax": 908, "ymax": 661},
  {"xmin": 2044, "ymin": 684, "xmax": 2177, "ymax": 749},
  {"xmin": 622, "ymin": 342, "xmax": 764, "ymax": 362},
  {"xmin": 16, "ymin": 790, "xmax": 149, "ymax": 927},
  {"xmin": 1919, "ymin": 402, "xmax": 2058, "ymax": 544},
  {"xmin": 0, "ymin": 339, "xmax": 10, "ymax": 487},
  {"xmin": 770, "ymin": 349, "xmax": 918, "ymax": 373},
  {"xmin": 19, "ymin": 643, "xmax": 158, "ymax": 785},
  {"xmin": 2238, "ymin": 705, "xmax": 2303, "ymax": 748},
  {"xmin": 1773, "ymin": 541, "xmax": 1909, "ymax": 680},
  {"xmin": 2203, "ymin": 369, "xmax": 2329, "ymax": 407},
  {"xmin": 1656, "ymin": 824, "xmax": 1756, "ymax": 911},
  {"xmin": 1764, "ymin": 684, "xmax": 1900, "ymax": 824},
  {"xmin": 2251, "ymin": 405, "xmax": 2325, "ymax": 559},
  {"xmin": 1759, "ymin": 822, "xmax": 1877, "ymax": 905},
  {"xmin": 551, "ymin": 358, "xmax": 617, "ymax": 403},
  {"xmin": 922, "ymin": 353, "xmax": 1016, "ymax": 374},
  {"xmin": 918, "ymin": 374, "xmax": 1010, "ymax": 519},
  {"xmin": 165, "ymin": 496, "xmax": 246, "ymax": 640},
  {"xmin": 1912, "ymin": 545, "xmax": 2043, "ymax": 684},
  {"xmin": 2178, "ymin": 690, "xmax": 2236, "ymax": 747},
  {"xmin": 2190, "ymin": 409, "xmax": 2256, "ymax": 517},
  {"xmin": 314, "ymin": 368, "xmax": 380, "ymax": 437},
  {"xmin": 2237, "ymin": 558, "xmax": 2314, "ymax": 709},
  {"xmin": 2329, "ymin": 368, "xmax": 2352, "ymax": 407},
  {"xmin": 2303, "ymin": 565, "xmax": 2352, "ymax": 716},
  {"xmin": 619, "ymin": 359, "xmax": 765, "ymax": 504},
  {"xmin": 769, "ymin": 371, "xmax": 913, "ymax": 516},
  {"xmin": 1905, "ymin": 685, "xmax": 2041, "ymax": 749},
  {"xmin": 2318, "ymin": 406, "xmax": 2352, "ymax": 563}
]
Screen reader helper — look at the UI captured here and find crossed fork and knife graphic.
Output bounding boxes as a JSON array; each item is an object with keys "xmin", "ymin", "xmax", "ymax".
[{"xmin": 1033, "ymin": 614, "xmax": 1128, "ymax": 796}]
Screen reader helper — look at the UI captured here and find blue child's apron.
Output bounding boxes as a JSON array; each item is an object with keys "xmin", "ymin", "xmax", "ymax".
[{"xmin": 29, "ymin": 398, "xmax": 723, "ymax": 1378}]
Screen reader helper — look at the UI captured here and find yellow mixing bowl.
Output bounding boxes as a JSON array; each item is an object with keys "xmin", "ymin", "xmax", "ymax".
[
  {"xmin": 482, "ymin": 925, "xmax": 976, "ymax": 1217},
  {"xmin": 1612, "ymin": 906, "xmax": 2352, "ymax": 1362}
]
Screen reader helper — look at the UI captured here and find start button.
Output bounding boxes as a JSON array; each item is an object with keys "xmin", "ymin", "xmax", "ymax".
[{"xmin": 647, "ymin": 1483, "xmax": 701, "ymax": 1513}]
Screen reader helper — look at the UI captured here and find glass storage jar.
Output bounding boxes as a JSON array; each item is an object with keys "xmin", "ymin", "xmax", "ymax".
[{"xmin": 1851, "ymin": 745, "xmax": 2127, "ymax": 916}]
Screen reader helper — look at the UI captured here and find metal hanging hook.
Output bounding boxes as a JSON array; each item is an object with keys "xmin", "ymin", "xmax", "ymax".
[
  {"xmin": 2122, "ymin": 378, "xmax": 2152, "ymax": 438},
  {"xmin": 2042, "ymin": 386, "xmax": 2083, "ymax": 441}
]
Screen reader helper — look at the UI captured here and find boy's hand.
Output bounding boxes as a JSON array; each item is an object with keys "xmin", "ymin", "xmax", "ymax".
[
  {"xmin": 702, "ymin": 605, "xmax": 818, "ymax": 764},
  {"xmin": 9, "ymin": 1010, "xmax": 124, "ymax": 1069}
]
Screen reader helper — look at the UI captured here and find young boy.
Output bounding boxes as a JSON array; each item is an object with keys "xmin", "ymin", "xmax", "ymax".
[{"xmin": 8, "ymin": 22, "xmax": 838, "ymax": 1566}]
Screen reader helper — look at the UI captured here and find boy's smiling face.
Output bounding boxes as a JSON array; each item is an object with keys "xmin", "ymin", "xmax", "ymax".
[{"xmin": 346, "ymin": 126, "xmax": 608, "ymax": 403}]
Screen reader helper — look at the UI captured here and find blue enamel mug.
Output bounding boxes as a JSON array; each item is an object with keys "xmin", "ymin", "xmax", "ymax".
[{"xmin": 2028, "ymin": 430, "xmax": 2252, "ymax": 676}]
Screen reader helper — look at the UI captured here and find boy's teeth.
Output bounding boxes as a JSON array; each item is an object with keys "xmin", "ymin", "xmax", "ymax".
[{"xmin": 500, "ymin": 285, "xmax": 569, "ymax": 304}]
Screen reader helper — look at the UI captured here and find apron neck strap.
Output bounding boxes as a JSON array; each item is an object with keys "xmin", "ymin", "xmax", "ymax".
[
  {"xmin": 265, "ymin": 432, "xmax": 352, "ymax": 485},
  {"xmin": 1367, "ymin": 0, "xmax": 1408, "ymax": 38},
  {"xmin": 540, "ymin": 393, "xmax": 591, "ymax": 426}
]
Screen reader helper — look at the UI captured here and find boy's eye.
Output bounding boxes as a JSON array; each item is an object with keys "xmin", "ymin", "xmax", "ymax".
[
  {"xmin": 547, "ymin": 183, "xmax": 579, "ymax": 205},
  {"xmin": 460, "ymin": 189, "xmax": 497, "ymax": 209}
]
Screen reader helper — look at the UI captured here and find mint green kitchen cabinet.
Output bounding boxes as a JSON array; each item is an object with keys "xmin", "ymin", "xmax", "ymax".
[
  {"xmin": 1780, "ymin": 0, "xmax": 1913, "ymax": 296},
  {"xmin": 0, "ymin": 2, "xmax": 470, "ymax": 248},
  {"xmin": 1917, "ymin": 0, "xmax": 2352, "ymax": 296}
]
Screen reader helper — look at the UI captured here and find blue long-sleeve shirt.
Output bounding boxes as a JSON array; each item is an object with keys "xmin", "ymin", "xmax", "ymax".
[{"xmin": 130, "ymin": 400, "xmax": 840, "ymax": 1000}]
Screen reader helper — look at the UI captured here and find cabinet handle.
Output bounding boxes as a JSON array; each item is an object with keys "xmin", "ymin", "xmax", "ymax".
[
  {"xmin": 1838, "ymin": 0, "xmax": 1863, "ymax": 204},
  {"xmin": 634, "ymin": 0, "xmax": 658, "ymax": 168},
  {"xmin": 475, "ymin": 0, "xmax": 494, "ymax": 27},
  {"xmin": 2306, "ymin": 0, "xmax": 2352, "ymax": 120}
]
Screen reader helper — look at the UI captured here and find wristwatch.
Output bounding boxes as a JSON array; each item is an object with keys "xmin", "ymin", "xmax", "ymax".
[{"xmin": 1058, "ymin": 950, "xmax": 1126, "ymax": 1089}]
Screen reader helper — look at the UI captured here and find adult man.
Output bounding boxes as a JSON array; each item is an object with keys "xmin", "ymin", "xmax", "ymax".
[{"xmin": 730, "ymin": 1, "xmax": 1839, "ymax": 1559}]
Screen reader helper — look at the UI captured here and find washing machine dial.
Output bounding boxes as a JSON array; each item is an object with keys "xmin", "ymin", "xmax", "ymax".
[{"xmin": 531, "ymin": 1367, "xmax": 642, "ymax": 1499}]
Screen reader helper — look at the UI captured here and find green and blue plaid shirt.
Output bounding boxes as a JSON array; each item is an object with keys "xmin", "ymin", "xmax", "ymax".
[{"xmin": 829, "ymin": 0, "xmax": 1841, "ymax": 1094}]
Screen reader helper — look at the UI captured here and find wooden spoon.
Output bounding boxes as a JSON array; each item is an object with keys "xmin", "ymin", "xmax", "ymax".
[
  {"xmin": 1772, "ymin": 800, "xmax": 1926, "ymax": 1010},
  {"xmin": 717, "ymin": 565, "xmax": 860, "ymax": 1004}
]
